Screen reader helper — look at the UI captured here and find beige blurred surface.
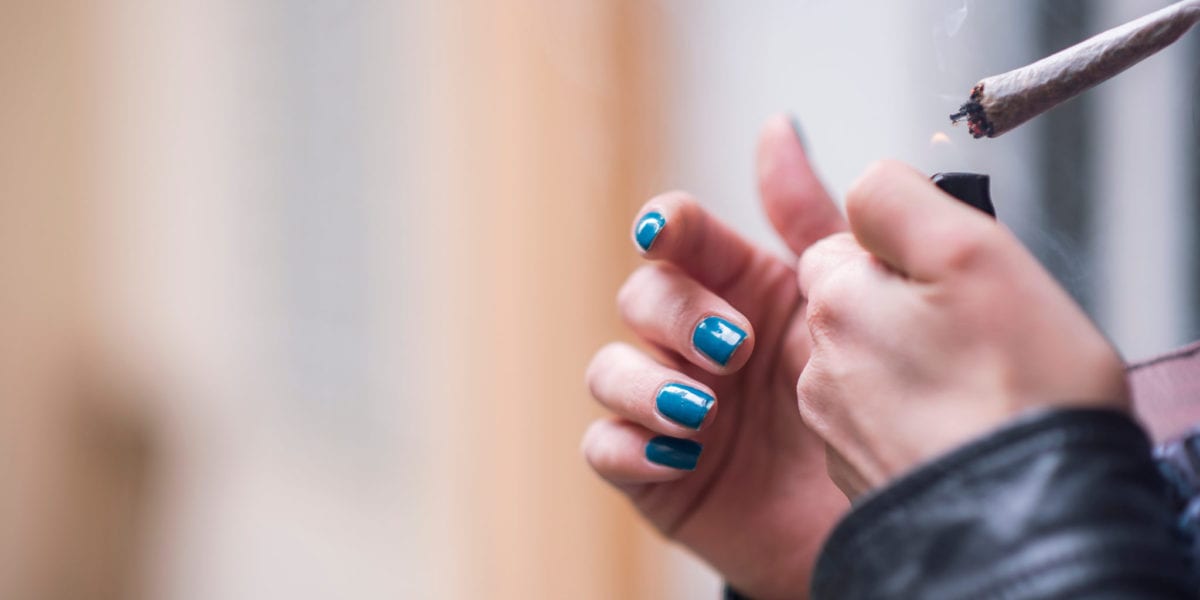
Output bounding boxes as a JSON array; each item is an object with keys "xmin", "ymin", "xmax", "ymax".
[
  {"xmin": 421, "ymin": 1, "xmax": 670, "ymax": 597},
  {"xmin": 0, "ymin": 2, "xmax": 151, "ymax": 599},
  {"xmin": 2, "ymin": 1, "xmax": 673, "ymax": 598}
]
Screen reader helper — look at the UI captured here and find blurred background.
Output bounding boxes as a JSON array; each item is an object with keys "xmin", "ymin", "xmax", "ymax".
[{"xmin": 3, "ymin": 1, "xmax": 1199, "ymax": 598}]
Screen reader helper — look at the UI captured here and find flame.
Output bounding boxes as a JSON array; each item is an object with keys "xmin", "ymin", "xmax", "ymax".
[{"xmin": 930, "ymin": 131, "xmax": 953, "ymax": 146}]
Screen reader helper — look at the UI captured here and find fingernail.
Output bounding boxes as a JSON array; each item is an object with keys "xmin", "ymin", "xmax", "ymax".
[
  {"xmin": 646, "ymin": 436, "xmax": 702, "ymax": 470},
  {"xmin": 656, "ymin": 383, "xmax": 715, "ymax": 430},
  {"xmin": 634, "ymin": 211, "xmax": 666, "ymax": 252},
  {"xmin": 692, "ymin": 316, "xmax": 747, "ymax": 366},
  {"xmin": 788, "ymin": 113, "xmax": 809, "ymax": 152}
]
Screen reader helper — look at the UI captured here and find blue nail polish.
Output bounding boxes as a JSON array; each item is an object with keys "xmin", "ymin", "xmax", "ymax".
[
  {"xmin": 634, "ymin": 211, "xmax": 666, "ymax": 251},
  {"xmin": 656, "ymin": 383, "xmax": 715, "ymax": 430},
  {"xmin": 646, "ymin": 436, "xmax": 702, "ymax": 471},
  {"xmin": 788, "ymin": 114, "xmax": 809, "ymax": 151},
  {"xmin": 692, "ymin": 316, "xmax": 747, "ymax": 366}
]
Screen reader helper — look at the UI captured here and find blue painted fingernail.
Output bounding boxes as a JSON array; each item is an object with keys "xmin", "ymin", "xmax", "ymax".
[
  {"xmin": 692, "ymin": 316, "xmax": 747, "ymax": 366},
  {"xmin": 788, "ymin": 114, "xmax": 809, "ymax": 151},
  {"xmin": 646, "ymin": 436, "xmax": 702, "ymax": 470},
  {"xmin": 634, "ymin": 211, "xmax": 666, "ymax": 252},
  {"xmin": 656, "ymin": 383, "xmax": 715, "ymax": 430}
]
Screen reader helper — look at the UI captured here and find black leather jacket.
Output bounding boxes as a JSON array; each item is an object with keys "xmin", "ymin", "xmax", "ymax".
[
  {"xmin": 729, "ymin": 409, "xmax": 1197, "ymax": 599},
  {"xmin": 813, "ymin": 409, "xmax": 1195, "ymax": 599}
]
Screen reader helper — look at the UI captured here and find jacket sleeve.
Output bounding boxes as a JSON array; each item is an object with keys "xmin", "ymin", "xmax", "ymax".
[{"xmin": 810, "ymin": 409, "xmax": 1196, "ymax": 600}]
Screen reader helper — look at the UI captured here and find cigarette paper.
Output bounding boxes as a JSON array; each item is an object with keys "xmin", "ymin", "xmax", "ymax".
[{"xmin": 952, "ymin": 0, "xmax": 1200, "ymax": 138}]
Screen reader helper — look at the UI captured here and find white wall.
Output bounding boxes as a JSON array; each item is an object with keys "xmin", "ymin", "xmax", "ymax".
[
  {"xmin": 663, "ymin": 1, "xmax": 1196, "ymax": 361},
  {"xmin": 661, "ymin": 1, "xmax": 1042, "ymax": 256},
  {"xmin": 1095, "ymin": 0, "xmax": 1194, "ymax": 359}
]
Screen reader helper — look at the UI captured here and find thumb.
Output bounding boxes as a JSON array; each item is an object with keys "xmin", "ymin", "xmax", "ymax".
[{"xmin": 757, "ymin": 114, "xmax": 847, "ymax": 257}]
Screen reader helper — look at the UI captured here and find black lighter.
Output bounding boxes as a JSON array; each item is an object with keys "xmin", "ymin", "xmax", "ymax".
[{"xmin": 931, "ymin": 172, "xmax": 995, "ymax": 218}]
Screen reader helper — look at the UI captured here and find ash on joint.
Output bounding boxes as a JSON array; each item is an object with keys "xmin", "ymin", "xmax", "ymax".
[
  {"xmin": 949, "ymin": 85, "xmax": 992, "ymax": 138},
  {"xmin": 948, "ymin": 101, "xmax": 980, "ymax": 125}
]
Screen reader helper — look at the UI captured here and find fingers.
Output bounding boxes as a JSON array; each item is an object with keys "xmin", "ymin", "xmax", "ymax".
[
  {"xmin": 587, "ymin": 342, "xmax": 717, "ymax": 436},
  {"xmin": 797, "ymin": 233, "xmax": 911, "ymax": 349},
  {"xmin": 845, "ymin": 160, "xmax": 997, "ymax": 281},
  {"xmin": 582, "ymin": 418, "xmax": 702, "ymax": 484},
  {"xmin": 619, "ymin": 263, "xmax": 755, "ymax": 373},
  {"xmin": 796, "ymin": 233, "xmax": 869, "ymax": 301},
  {"xmin": 757, "ymin": 114, "xmax": 848, "ymax": 256},
  {"xmin": 582, "ymin": 342, "xmax": 715, "ymax": 488},
  {"xmin": 631, "ymin": 191, "xmax": 762, "ymax": 294}
]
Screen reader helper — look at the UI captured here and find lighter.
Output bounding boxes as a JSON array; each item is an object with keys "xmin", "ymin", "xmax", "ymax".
[{"xmin": 931, "ymin": 172, "xmax": 995, "ymax": 218}]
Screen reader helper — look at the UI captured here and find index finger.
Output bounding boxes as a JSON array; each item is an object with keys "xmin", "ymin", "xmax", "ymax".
[{"xmin": 632, "ymin": 191, "xmax": 767, "ymax": 295}]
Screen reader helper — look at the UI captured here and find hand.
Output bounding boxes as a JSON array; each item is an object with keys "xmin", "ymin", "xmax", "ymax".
[
  {"xmin": 797, "ymin": 160, "xmax": 1130, "ymax": 499},
  {"xmin": 582, "ymin": 116, "xmax": 848, "ymax": 599}
]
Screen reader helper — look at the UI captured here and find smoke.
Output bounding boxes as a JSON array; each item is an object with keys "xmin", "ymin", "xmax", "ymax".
[
  {"xmin": 1023, "ymin": 221, "xmax": 1098, "ymax": 311},
  {"xmin": 940, "ymin": 1, "xmax": 969, "ymax": 37},
  {"xmin": 933, "ymin": 0, "xmax": 971, "ymax": 72}
]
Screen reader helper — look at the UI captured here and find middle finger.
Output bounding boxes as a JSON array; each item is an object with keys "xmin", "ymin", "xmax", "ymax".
[{"xmin": 618, "ymin": 263, "xmax": 755, "ymax": 374}]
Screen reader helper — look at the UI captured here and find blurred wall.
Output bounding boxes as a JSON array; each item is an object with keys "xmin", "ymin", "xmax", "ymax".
[
  {"xmin": 5, "ymin": 0, "xmax": 676, "ymax": 599},
  {"xmin": 5, "ymin": 2, "xmax": 1200, "ymax": 600},
  {"xmin": 661, "ymin": 0, "xmax": 1198, "ymax": 356},
  {"xmin": 0, "ymin": 2, "xmax": 153, "ymax": 599}
]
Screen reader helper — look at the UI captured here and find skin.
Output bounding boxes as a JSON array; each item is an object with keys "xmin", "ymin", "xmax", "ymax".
[
  {"xmin": 797, "ymin": 160, "xmax": 1130, "ymax": 498},
  {"xmin": 586, "ymin": 126, "xmax": 1131, "ymax": 594},
  {"xmin": 582, "ymin": 115, "xmax": 848, "ymax": 599}
]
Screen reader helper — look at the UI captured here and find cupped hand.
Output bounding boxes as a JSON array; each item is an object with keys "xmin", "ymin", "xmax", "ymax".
[
  {"xmin": 582, "ymin": 116, "xmax": 849, "ymax": 599},
  {"xmin": 797, "ymin": 160, "xmax": 1130, "ymax": 499}
]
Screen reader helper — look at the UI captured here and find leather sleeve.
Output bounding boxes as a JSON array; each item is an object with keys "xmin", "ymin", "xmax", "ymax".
[{"xmin": 810, "ymin": 409, "xmax": 1196, "ymax": 600}]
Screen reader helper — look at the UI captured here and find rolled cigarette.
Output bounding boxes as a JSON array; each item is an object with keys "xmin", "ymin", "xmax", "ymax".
[{"xmin": 951, "ymin": 0, "xmax": 1200, "ymax": 139}]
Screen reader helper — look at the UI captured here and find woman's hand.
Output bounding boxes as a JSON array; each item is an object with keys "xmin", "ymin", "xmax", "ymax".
[
  {"xmin": 797, "ymin": 160, "xmax": 1130, "ymax": 498},
  {"xmin": 582, "ymin": 116, "xmax": 848, "ymax": 599}
]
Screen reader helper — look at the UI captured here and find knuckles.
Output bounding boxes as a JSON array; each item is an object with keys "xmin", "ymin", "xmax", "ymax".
[
  {"xmin": 585, "ymin": 342, "xmax": 627, "ymax": 398},
  {"xmin": 804, "ymin": 291, "xmax": 843, "ymax": 341},
  {"xmin": 579, "ymin": 420, "xmax": 616, "ymax": 468},
  {"xmin": 794, "ymin": 365, "xmax": 837, "ymax": 436},
  {"xmin": 616, "ymin": 263, "xmax": 696, "ymax": 328},
  {"xmin": 798, "ymin": 232, "xmax": 856, "ymax": 290},
  {"xmin": 932, "ymin": 223, "xmax": 1001, "ymax": 275},
  {"xmin": 616, "ymin": 265, "xmax": 656, "ymax": 317},
  {"xmin": 801, "ymin": 253, "xmax": 867, "ymax": 340}
]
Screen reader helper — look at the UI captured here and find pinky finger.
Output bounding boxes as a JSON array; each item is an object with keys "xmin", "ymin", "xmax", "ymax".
[{"xmin": 581, "ymin": 418, "xmax": 703, "ymax": 485}]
